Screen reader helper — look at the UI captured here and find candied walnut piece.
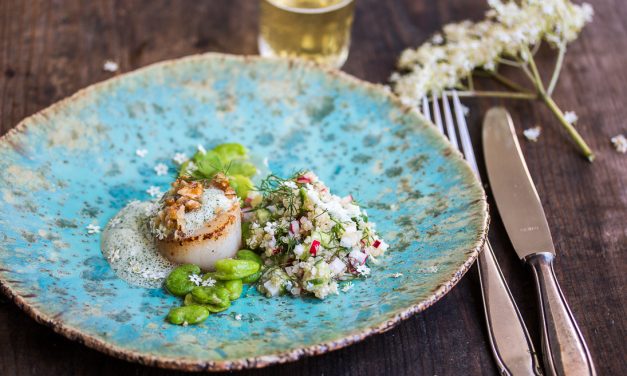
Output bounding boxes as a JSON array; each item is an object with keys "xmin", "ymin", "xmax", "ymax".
[
  {"xmin": 211, "ymin": 173, "xmax": 236, "ymax": 199},
  {"xmin": 152, "ymin": 177, "xmax": 207, "ymax": 237},
  {"xmin": 185, "ymin": 200, "xmax": 201, "ymax": 211},
  {"xmin": 151, "ymin": 175, "xmax": 234, "ymax": 241}
]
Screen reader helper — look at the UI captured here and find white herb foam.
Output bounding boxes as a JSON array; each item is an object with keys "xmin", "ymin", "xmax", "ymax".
[
  {"xmin": 101, "ymin": 201, "xmax": 176, "ymax": 288},
  {"xmin": 179, "ymin": 187, "xmax": 234, "ymax": 237}
]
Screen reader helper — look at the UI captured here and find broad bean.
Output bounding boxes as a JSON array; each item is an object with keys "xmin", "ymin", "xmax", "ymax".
[
  {"xmin": 213, "ymin": 143, "xmax": 247, "ymax": 161},
  {"xmin": 214, "ymin": 259, "xmax": 259, "ymax": 280},
  {"xmin": 241, "ymin": 270, "xmax": 262, "ymax": 284},
  {"xmin": 191, "ymin": 285, "xmax": 230, "ymax": 307},
  {"xmin": 184, "ymin": 292, "xmax": 231, "ymax": 313},
  {"xmin": 230, "ymin": 174, "xmax": 254, "ymax": 199},
  {"xmin": 236, "ymin": 249, "xmax": 263, "ymax": 265},
  {"xmin": 165, "ymin": 264, "xmax": 201, "ymax": 296},
  {"xmin": 204, "ymin": 300, "xmax": 231, "ymax": 313},
  {"xmin": 166, "ymin": 305, "xmax": 209, "ymax": 325},
  {"xmin": 223, "ymin": 279, "xmax": 243, "ymax": 300}
]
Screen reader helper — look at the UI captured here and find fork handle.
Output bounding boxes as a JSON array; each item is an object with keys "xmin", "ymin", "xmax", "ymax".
[
  {"xmin": 527, "ymin": 253, "xmax": 596, "ymax": 376},
  {"xmin": 477, "ymin": 242, "xmax": 542, "ymax": 376}
]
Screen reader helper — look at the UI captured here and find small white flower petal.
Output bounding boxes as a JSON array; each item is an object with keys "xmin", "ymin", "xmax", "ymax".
[
  {"xmin": 188, "ymin": 274, "xmax": 202, "ymax": 286},
  {"xmin": 154, "ymin": 163, "xmax": 168, "ymax": 176},
  {"xmin": 172, "ymin": 153, "xmax": 188, "ymax": 165},
  {"xmin": 146, "ymin": 186, "xmax": 162, "ymax": 198},
  {"xmin": 103, "ymin": 60, "xmax": 119, "ymax": 72},
  {"xmin": 564, "ymin": 111, "xmax": 578, "ymax": 124},
  {"xmin": 523, "ymin": 126, "xmax": 542, "ymax": 142},
  {"xmin": 201, "ymin": 277, "xmax": 216, "ymax": 287},
  {"xmin": 86, "ymin": 224, "xmax": 101, "ymax": 234},
  {"xmin": 610, "ymin": 134, "xmax": 627, "ymax": 153}
]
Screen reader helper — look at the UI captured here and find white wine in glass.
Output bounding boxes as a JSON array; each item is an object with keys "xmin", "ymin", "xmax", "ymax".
[{"xmin": 258, "ymin": 0, "xmax": 356, "ymax": 68}]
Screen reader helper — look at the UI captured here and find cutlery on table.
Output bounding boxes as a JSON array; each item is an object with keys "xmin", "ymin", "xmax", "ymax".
[
  {"xmin": 422, "ymin": 93, "xmax": 542, "ymax": 376},
  {"xmin": 482, "ymin": 107, "xmax": 596, "ymax": 376}
]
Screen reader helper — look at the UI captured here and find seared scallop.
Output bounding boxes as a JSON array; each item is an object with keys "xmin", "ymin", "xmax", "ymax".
[{"xmin": 151, "ymin": 174, "xmax": 242, "ymax": 270}]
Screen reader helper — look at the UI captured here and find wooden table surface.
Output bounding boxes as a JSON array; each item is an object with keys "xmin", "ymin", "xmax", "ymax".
[{"xmin": 1, "ymin": 0, "xmax": 625, "ymax": 375}]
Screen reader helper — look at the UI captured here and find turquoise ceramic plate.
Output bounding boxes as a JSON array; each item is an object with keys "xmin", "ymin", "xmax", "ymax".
[{"xmin": 0, "ymin": 53, "xmax": 487, "ymax": 371}]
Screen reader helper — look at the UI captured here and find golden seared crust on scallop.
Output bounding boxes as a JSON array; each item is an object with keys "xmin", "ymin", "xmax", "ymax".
[
  {"xmin": 155, "ymin": 204, "xmax": 242, "ymax": 271},
  {"xmin": 151, "ymin": 173, "xmax": 242, "ymax": 270}
]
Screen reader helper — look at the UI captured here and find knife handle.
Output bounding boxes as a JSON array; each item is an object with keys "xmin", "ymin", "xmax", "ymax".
[
  {"xmin": 527, "ymin": 252, "xmax": 596, "ymax": 376},
  {"xmin": 478, "ymin": 242, "xmax": 542, "ymax": 376}
]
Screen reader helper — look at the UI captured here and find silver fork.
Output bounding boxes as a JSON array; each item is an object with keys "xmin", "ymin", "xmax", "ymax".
[{"xmin": 423, "ymin": 91, "xmax": 542, "ymax": 376}]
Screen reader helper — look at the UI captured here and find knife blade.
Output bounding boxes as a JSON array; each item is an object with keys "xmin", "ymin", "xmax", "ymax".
[
  {"xmin": 482, "ymin": 108, "xmax": 555, "ymax": 259},
  {"xmin": 482, "ymin": 107, "xmax": 596, "ymax": 376}
]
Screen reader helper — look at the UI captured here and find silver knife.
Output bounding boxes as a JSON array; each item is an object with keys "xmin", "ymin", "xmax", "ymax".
[{"xmin": 482, "ymin": 107, "xmax": 596, "ymax": 376}]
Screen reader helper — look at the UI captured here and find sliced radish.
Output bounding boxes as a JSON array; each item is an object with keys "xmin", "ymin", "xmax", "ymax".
[{"xmin": 309, "ymin": 240, "xmax": 320, "ymax": 256}]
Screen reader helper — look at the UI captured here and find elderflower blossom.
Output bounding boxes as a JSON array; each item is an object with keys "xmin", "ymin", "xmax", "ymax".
[
  {"xmin": 146, "ymin": 186, "xmax": 162, "ymax": 198},
  {"xmin": 188, "ymin": 274, "xmax": 202, "ymax": 286},
  {"xmin": 103, "ymin": 60, "xmax": 119, "ymax": 72},
  {"xmin": 391, "ymin": 0, "xmax": 593, "ymax": 104},
  {"xmin": 154, "ymin": 163, "xmax": 168, "ymax": 176},
  {"xmin": 201, "ymin": 277, "xmax": 216, "ymax": 287},
  {"xmin": 563, "ymin": 111, "xmax": 578, "ymax": 124},
  {"xmin": 611, "ymin": 135, "xmax": 626, "ymax": 154},
  {"xmin": 524, "ymin": 126, "xmax": 542, "ymax": 142},
  {"xmin": 172, "ymin": 153, "xmax": 188, "ymax": 165},
  {"xmin": 86, "ymin": 223, "xmax": 100, "ymax": 234}
]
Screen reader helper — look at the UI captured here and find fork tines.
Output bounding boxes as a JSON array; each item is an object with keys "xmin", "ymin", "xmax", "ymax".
[{"xmin": 422, "ymin": 91, "xmax": 480, "ymax": 177}]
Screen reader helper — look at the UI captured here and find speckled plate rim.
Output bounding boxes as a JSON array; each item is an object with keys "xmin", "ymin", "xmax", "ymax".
[{"xmin": 0, "ymin": 52, "xmax": 488, "ymax": 372}]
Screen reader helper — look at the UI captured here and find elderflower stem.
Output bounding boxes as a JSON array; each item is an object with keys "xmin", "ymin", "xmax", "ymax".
[
  {"xmin": 541, "ymin": 94, "xmax": 595, "ymax": 161},
  {"xmin": 520, "ymin": 63, "xmax": 538, "ymax": 87},
  {"xmin": 455, "ymin": 90, "xmax": 537, "ymax": 100},
  {"xmin": 547, "ymin": 42, "xmax": 567, "ymax": 96},
  {"xmin": 487, "ymin": 71, "xmax": 533, "ymax": 94},
  {"xmin": 523, "ymin": 46, "xmax": 594, "ymax": 161},
  {"xmin": 497, "ymin": 56, "xmax": 525, "ymax": 67},
  {"xmin": 524, "ymin": 46, "xmax": 546, "ymax": 91}
]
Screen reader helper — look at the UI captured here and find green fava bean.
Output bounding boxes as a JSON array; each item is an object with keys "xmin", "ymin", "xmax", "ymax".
[
  {"xmin": 166, "ymin": 305, "xmax": 209, "ymax": 325},
  {"xmin": 191, "ymin": 286, "xmax": 230, "ymax": 307},
  {"xmin": 204, "ymin": 300, "xmax": 231, "ymax": 313},
  {"xmin": 165, "ymin": 264, "xmax": 201, "ymax": 297},
  {"xmin": 214, "ymin": 259, "xmax": 260, "ymax": 280},
  {"xmin": 230, "ymin": 174, "xmax": 254, "ymax": 199},
  {"xmin": 183, "ymin": 293, "xmax": 194, "ymax": 306},
  {"xmin": 223, "ymin": 279, "xmax": 243, "ymax": 300},
  {"xmin": 185, "ymin": 292, "xmax": 231, "ymax": 313},
  {"xmin": 201, "ymin": 272, "xmax": 222, "ymax": 284},
  {"xmin": 236, "ymin": 249, "xmax": 263, "ymax": 265},
  {"xmin": 242, "ymin": 270, "xmax": 262, "ymax": 284},
  {"xmin": 213, "ymin": 143, "xmax": 247, "ymax": 161}
]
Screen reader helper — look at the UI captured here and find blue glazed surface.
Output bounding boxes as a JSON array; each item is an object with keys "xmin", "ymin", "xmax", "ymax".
[{"xmin": 0, "ymin": 54, "xmax": 487, "ymax": 371}]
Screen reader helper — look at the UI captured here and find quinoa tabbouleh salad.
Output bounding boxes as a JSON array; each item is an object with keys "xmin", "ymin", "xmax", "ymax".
[
  {"xmin": 101, "ymin": 143, "xmax": 390, "ymax": 325},
  {"xmin": 244, "ymin": 171, "xmax": 388, "ymax": 299}
]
